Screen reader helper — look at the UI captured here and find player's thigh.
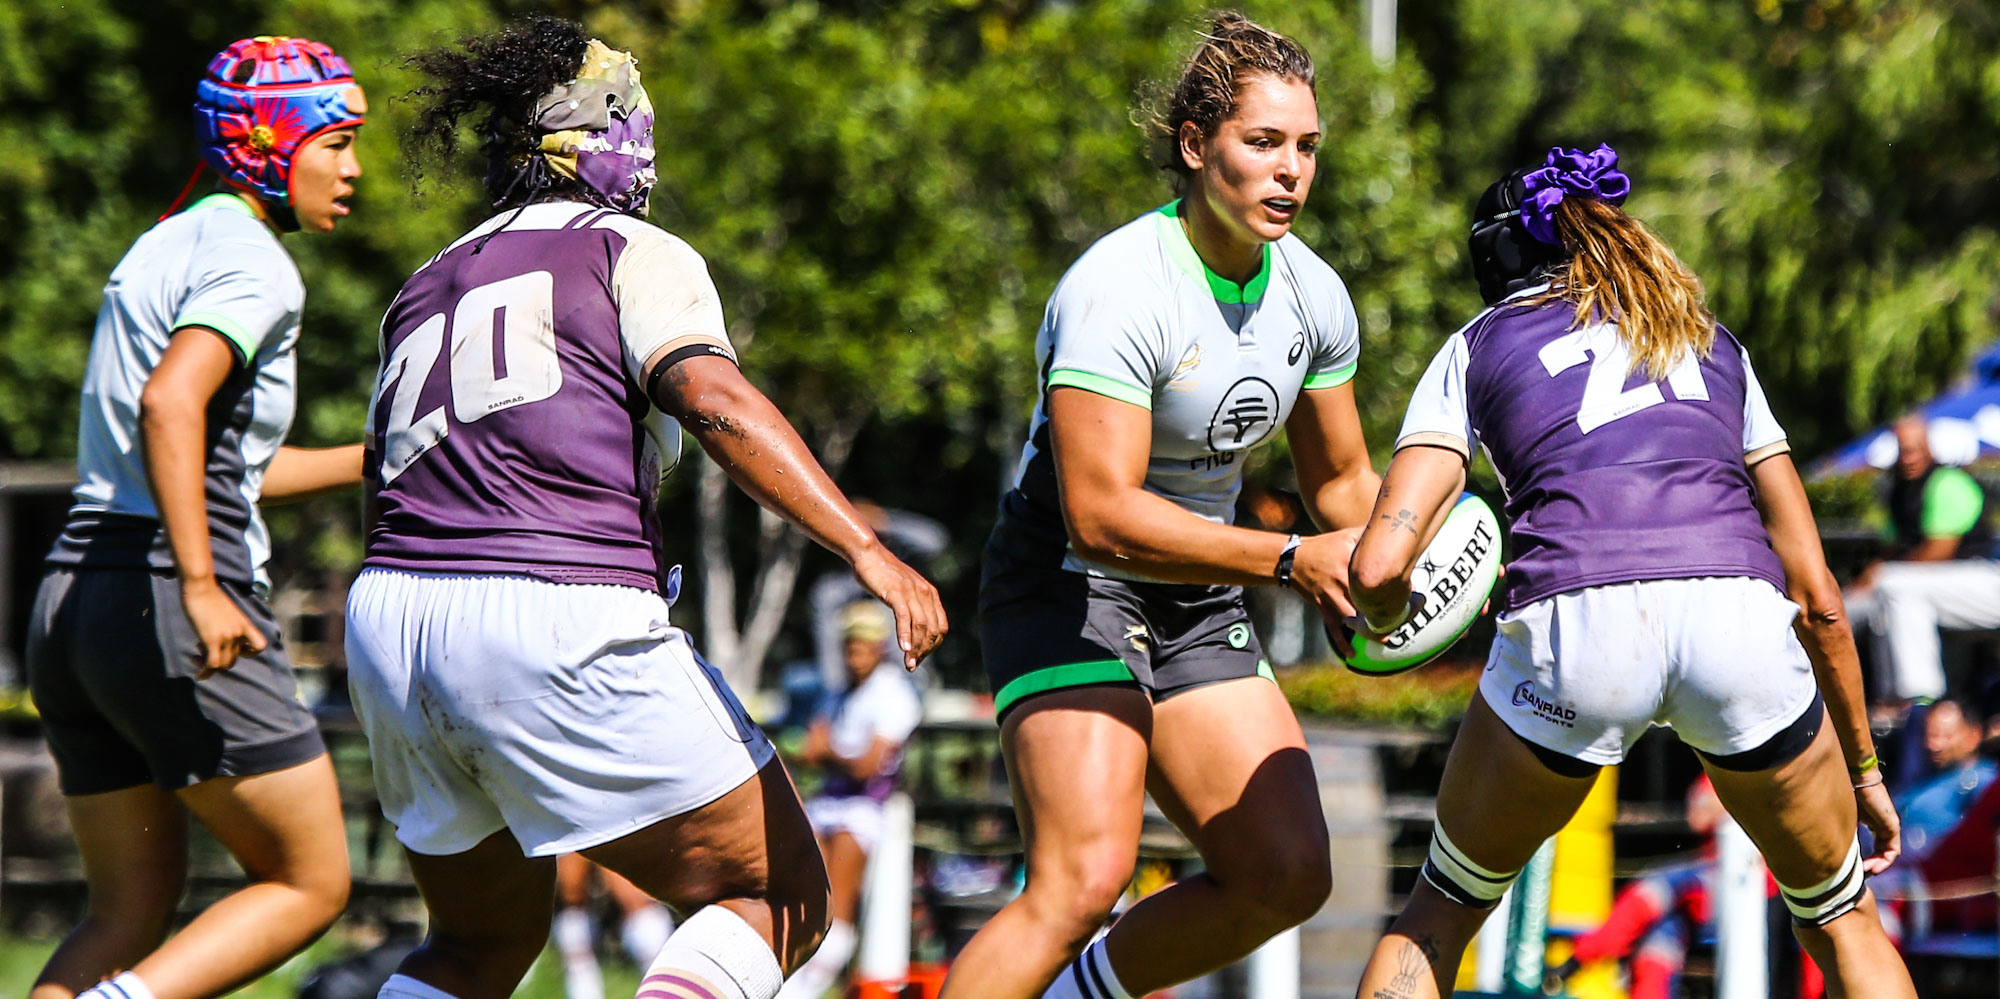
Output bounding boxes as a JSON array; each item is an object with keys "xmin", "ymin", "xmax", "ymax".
[
  {"xmin": 1434, "ymin": 693, "xmax": 1600, "ymax": 874},
  {"xmin": 1700, "ymin": 718, "xmax": 1858, "ymax": 889},
  {"xmin": 583, "ymin": 757, "xmax": 824, "ymax": 915},
  {"xmin": 1145, "ymin": 676, "xmax": 1326, "ymax": 891},
  {"xmin": 405, "ymin": 829, "xmax": 559, "ymax": 952},
  {"xmin": 69, "ymin": 784, "xmax": 189, "ymax": 922},
  {"xmin": 999, "ymin": 685, "xmax": 1152, "ymax": 895},
  {"xmin": 175, "ymin": 754, "xmax": 348, "ymax": 898}
]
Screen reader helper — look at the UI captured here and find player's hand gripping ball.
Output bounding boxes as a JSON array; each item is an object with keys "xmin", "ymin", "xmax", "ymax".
[{"xmin": 1338, "ymin": 493, "xmax": 1502, "ymax": 676}]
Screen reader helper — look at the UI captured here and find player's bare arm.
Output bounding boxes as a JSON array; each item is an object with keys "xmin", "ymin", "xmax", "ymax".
[
  {"xmin": 1285, "ymin": 380, "xmax": 1379, "ymax": 529},
  {"xmin": 647, "ymin": 352, "xmax": 945, "ymax": 667},
  {"xmin": 139, "ymin": 326, "xmax": 267, "ymax": 675},
  {"xmin": 1348, "ymin": 444, "xmax": 1466, "ymax": 632},
  {"xmin": 1050, "ymin": 386, "xmax": 1315, "ymax": 587},
  {"xmin": 261, "ymin": 444, "xmax": 365, "ymax": 503},
  {"xmin": 1750, "ymin": 451, "xmax": 1901, "ymax": 872}
]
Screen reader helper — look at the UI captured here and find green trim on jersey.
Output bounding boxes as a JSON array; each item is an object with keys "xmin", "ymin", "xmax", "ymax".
[
  {"xmin": 1302, "ymin": 362, "xmax": 1359, "ymax": 390},
  {"xmin": 994, "ymin": 658, "xmax": 1137, "ymax": 715},
  {"xmin": 1048, "ymin": 368, "xmax": 1153, "ymax": 409},
  {"xmin": 173, "ymin": 313, "xmax": 260, "ymax": 365},
  {"xmin": 1154, "ymin": 201, "xmax": 1272, "ymax": 304},
  {"xmin": 191, "ymin": 192, "xmax": 259, "ymax": 219},
  {"xmin": 1921, "ymin": 466, "xmax": 1985, "ymax": 538},
  {"xmin": 1256, "ymin": 659, "xmax": 1275, "ymax": 682}
]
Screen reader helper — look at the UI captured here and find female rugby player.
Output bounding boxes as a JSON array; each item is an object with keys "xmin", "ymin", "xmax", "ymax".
[
  {"xmin": 27, "ymin": 36, "xmax": 366, "ymax": 999},
  {"xmin": 942, "ymin": 13, "xmax": 1378, "ymax": 999},
  {"xmin": 1347, "ymin": 145, "xmax": 1915, "ymax": 998},
  {"xmin": 345, "ymin": 18, "xmax": 944, "ymax": 999}
]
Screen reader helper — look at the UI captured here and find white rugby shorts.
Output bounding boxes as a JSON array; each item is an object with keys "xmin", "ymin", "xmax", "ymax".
[
  {"xmin": 1480, "ymin": 576, "xmax": 1818, "ymax": 766},
  {"xmin": 345, "ymin": 567, "xmax": 775, "ymax": 857},
  {"xmin": 804, "ymin": 794, "xmax": 888, "ymax": 854}
]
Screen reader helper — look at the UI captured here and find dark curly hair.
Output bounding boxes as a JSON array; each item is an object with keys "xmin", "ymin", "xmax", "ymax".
[
  {"xmin": 402, "ymin": 15, "xmax": 590, "ymax": 207},
  {"xmin": 1143, "ymin": 11, "xmax": 1316, "ymax": 181}
]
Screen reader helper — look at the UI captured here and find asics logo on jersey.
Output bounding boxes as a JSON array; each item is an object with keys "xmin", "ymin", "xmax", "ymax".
[
  {"xmin": 1512, "ymin": 681, "xmax": 1577, "ymax": 727},
  {"xmin": 1207, "ymin": 377, "xmax": 1279, "ymax": 450},
  {"xmin": 1288, "ymin": 331, "xmax": 1305, "ymax": 366}
]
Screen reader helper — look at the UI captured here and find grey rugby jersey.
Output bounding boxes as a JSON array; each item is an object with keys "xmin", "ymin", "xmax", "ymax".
[
  {"xmin": 997, "ymin": 201, "xmax": 1361, "ymax": 581},
  {"xmin": 50, "ymin": 194, "xmax": 302, "ymax": 589}
]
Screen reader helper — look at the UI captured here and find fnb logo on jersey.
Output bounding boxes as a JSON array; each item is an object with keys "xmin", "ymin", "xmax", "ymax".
[
  {"xmin": 1379, "ymin": 519, "xmax": 1498, "ymax": 651},
  {"xmin": 1511, "ymin": 681, "xmax": 1577, "ymax": 728}
]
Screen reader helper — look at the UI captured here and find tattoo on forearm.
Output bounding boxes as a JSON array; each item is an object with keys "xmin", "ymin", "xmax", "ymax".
[{"xmin": 1378, "ymin": 508, "xmax": 1419, "ymax": 536}]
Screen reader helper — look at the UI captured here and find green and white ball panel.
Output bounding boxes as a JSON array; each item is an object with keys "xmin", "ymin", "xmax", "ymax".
[{"xmin": 1342, "ymin": 493, "xmax": 1502, "ymax": 676}]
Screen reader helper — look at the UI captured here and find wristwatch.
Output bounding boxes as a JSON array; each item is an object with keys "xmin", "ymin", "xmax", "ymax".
[{"xmin": 1273, "ymin": 534, "xmax": 1303, "ymax": 587}]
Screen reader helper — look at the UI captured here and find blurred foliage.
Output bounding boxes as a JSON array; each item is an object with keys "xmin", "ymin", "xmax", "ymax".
[
  {"xmin": 1803, "ymin": 468, "xmax": 1886, "ymax": 525},
  {"xmin": 1277, "ymin": 661, "xmax": 1481, "ymax": 728},
  {"xmin": 4, "ymin": 0, "xmax": 1997, "ymax": 678}
]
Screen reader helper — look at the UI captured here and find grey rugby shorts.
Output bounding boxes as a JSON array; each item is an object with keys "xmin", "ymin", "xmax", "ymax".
[
  {"xmin": 27, "ymin": 567, "xmax": 323, "ymax": 795},
  {"xmin": 979, "ymin": 541, "xmax": 1272, "ymax": 719}
]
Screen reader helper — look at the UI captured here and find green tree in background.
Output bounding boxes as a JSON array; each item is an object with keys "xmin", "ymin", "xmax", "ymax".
[{"xmin": 3, "ymin": 0, "xmax": 1995, "ymax": 685}]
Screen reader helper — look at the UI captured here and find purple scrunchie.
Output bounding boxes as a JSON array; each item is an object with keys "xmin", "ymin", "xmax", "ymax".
[{"xmin": 1519, "ymin": 144, "xmax": 1631, "ymax": 245}]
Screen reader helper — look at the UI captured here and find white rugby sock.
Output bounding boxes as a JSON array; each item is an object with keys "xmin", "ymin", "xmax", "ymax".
[
  {"xmin": 639, "ymin": 905, "xmax": 783, "ymax": 999},
  {"xmin": 84, "ymin": 972, "xmax": 157, "ymax": 999},
  {"xmin": 557, "ymin": 906, "xmax": 607, "ymax": 999},
  {"xmin": 1041, "ymin": 937, "xmax": 1134, "ymax": 999},
  {"xmin": 773, "ymin": 919, "xmax": 854, "ymax": 999},
  {"xmin": 378, "ymin": 974, "xmax": 461, "ymax": 999},
  {"xmin": 622, "ymin": 904, "xmax": 676, "ymax": 966}
]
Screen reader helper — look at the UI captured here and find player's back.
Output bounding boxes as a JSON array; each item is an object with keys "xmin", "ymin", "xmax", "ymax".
[
  {"xmin": 1458, "ymin": 297, "xmax": 1787, "ymax": 608},
  {"xmin": 365, "ymin": 202, "xmax": 685, "ymax": 591}
]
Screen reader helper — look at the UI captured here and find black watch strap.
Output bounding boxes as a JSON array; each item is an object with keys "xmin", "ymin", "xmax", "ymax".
[{"xmin": 1274, "ymin": 533, "xmax": 1303, "ymax": 586}]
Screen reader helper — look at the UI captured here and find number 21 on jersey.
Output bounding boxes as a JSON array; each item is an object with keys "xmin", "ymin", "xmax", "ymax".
[
  {"xmin": 373, "ymin": 271, "xmax": 563, "ymax": 484},
  {"xmin": 1537, "ymin": 322, "xmax": 1708, "ymax": 434}
]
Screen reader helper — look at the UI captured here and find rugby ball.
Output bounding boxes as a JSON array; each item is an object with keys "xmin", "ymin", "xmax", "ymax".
[{"xmin": 1337, "ymin": 493, "xmax": 1502, "ymax": 676}]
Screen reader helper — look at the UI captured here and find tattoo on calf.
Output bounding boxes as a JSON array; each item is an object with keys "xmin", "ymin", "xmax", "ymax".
[{"xmin": 1369, "ymin": 936, "xmax": 1438, "ymax": 999}]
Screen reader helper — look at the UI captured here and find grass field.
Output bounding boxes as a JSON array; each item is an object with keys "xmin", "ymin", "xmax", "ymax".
[{"xmin": 0, "ymin": 933, "xmax": 639, "ymax": 999}]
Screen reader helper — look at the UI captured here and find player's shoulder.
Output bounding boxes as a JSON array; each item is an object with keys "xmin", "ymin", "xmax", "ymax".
[
  {"xmin": 176, "ymin": 204, "xmax": 304, "ymax": 299},
  {"xmin": 1271, "ymin": 232, "xmax": 1346, "ymax": 293},
  {"xmin": 590, "ymin": 212, "xmax": 710, "ymax": 270},
  {"xmin": 1059, "ymin": 209, "xmax": 1178, "ymax": 292}
]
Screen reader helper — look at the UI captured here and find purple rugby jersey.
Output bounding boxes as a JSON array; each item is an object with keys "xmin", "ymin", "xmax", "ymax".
[
  {"xmin": 364, "ymin": 202, "xmax": 735, "ymax": 591},
  {"xmin": 1397, "ymin": 291, "xmax": 1792, "ymax": 610}
]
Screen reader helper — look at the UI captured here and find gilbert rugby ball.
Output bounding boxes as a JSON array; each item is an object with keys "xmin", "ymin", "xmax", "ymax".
[{"xmin": 1338, "ymin": 493, "xmax": 1502, "ymax": 677}]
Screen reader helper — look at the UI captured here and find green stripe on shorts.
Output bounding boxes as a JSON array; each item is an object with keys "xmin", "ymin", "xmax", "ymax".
[{"xmin": 994, "ymin": 658, "xmax": 1137, "ymax": 716}]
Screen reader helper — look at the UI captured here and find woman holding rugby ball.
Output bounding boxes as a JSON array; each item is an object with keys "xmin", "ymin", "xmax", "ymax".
[
  {"xmin": 1346, "ymin": 146, "xmax": 1914, "ymax": 997},
  {"xmin": 943, "ymin": 13, "xmax": 1378, "ymax": 999}
]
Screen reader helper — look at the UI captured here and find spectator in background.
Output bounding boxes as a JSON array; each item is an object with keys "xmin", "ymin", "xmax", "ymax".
[
  {"xmin": 777, "ymin": 602, "xmax": 923, "ymax": 999},
  {"xmin": 1846, "ymin": 416, "xmax": 2000, "ymax": 702},
  {"xmin": 1896, "ymin": 697, "xmax": 1997, "ymax": 861}
]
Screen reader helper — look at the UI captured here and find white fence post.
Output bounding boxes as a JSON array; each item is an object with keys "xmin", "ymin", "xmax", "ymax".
[
  {"xmin": 1714, "ymin": 816, "xmax": 1768, "ymax": 999},
  {"xmin": 1245, "ymin": 925, "xmax": 1300, "ymax": 999},
  {"xmin": 855, "ymin": 792, "xmax": 915, "ymax": 984}
]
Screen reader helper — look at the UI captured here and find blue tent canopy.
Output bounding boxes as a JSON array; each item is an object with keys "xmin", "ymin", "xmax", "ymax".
[{"xmin": 1812, "ymin": 343, "xmax": 2000, "ymax": 477}]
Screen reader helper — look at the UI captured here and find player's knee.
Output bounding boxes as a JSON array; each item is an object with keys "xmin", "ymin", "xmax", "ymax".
[
  {"xmin": 1233, "ymin": 839, "xmax": 1332, "ymax": 930},
  {"xmin": 1023, "ymin": 856, "xmax": 1131, "ymax": 943},
  {"xmin": 1776, "ymin": 840, "xmax": 1868, "ymax": 929}
]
